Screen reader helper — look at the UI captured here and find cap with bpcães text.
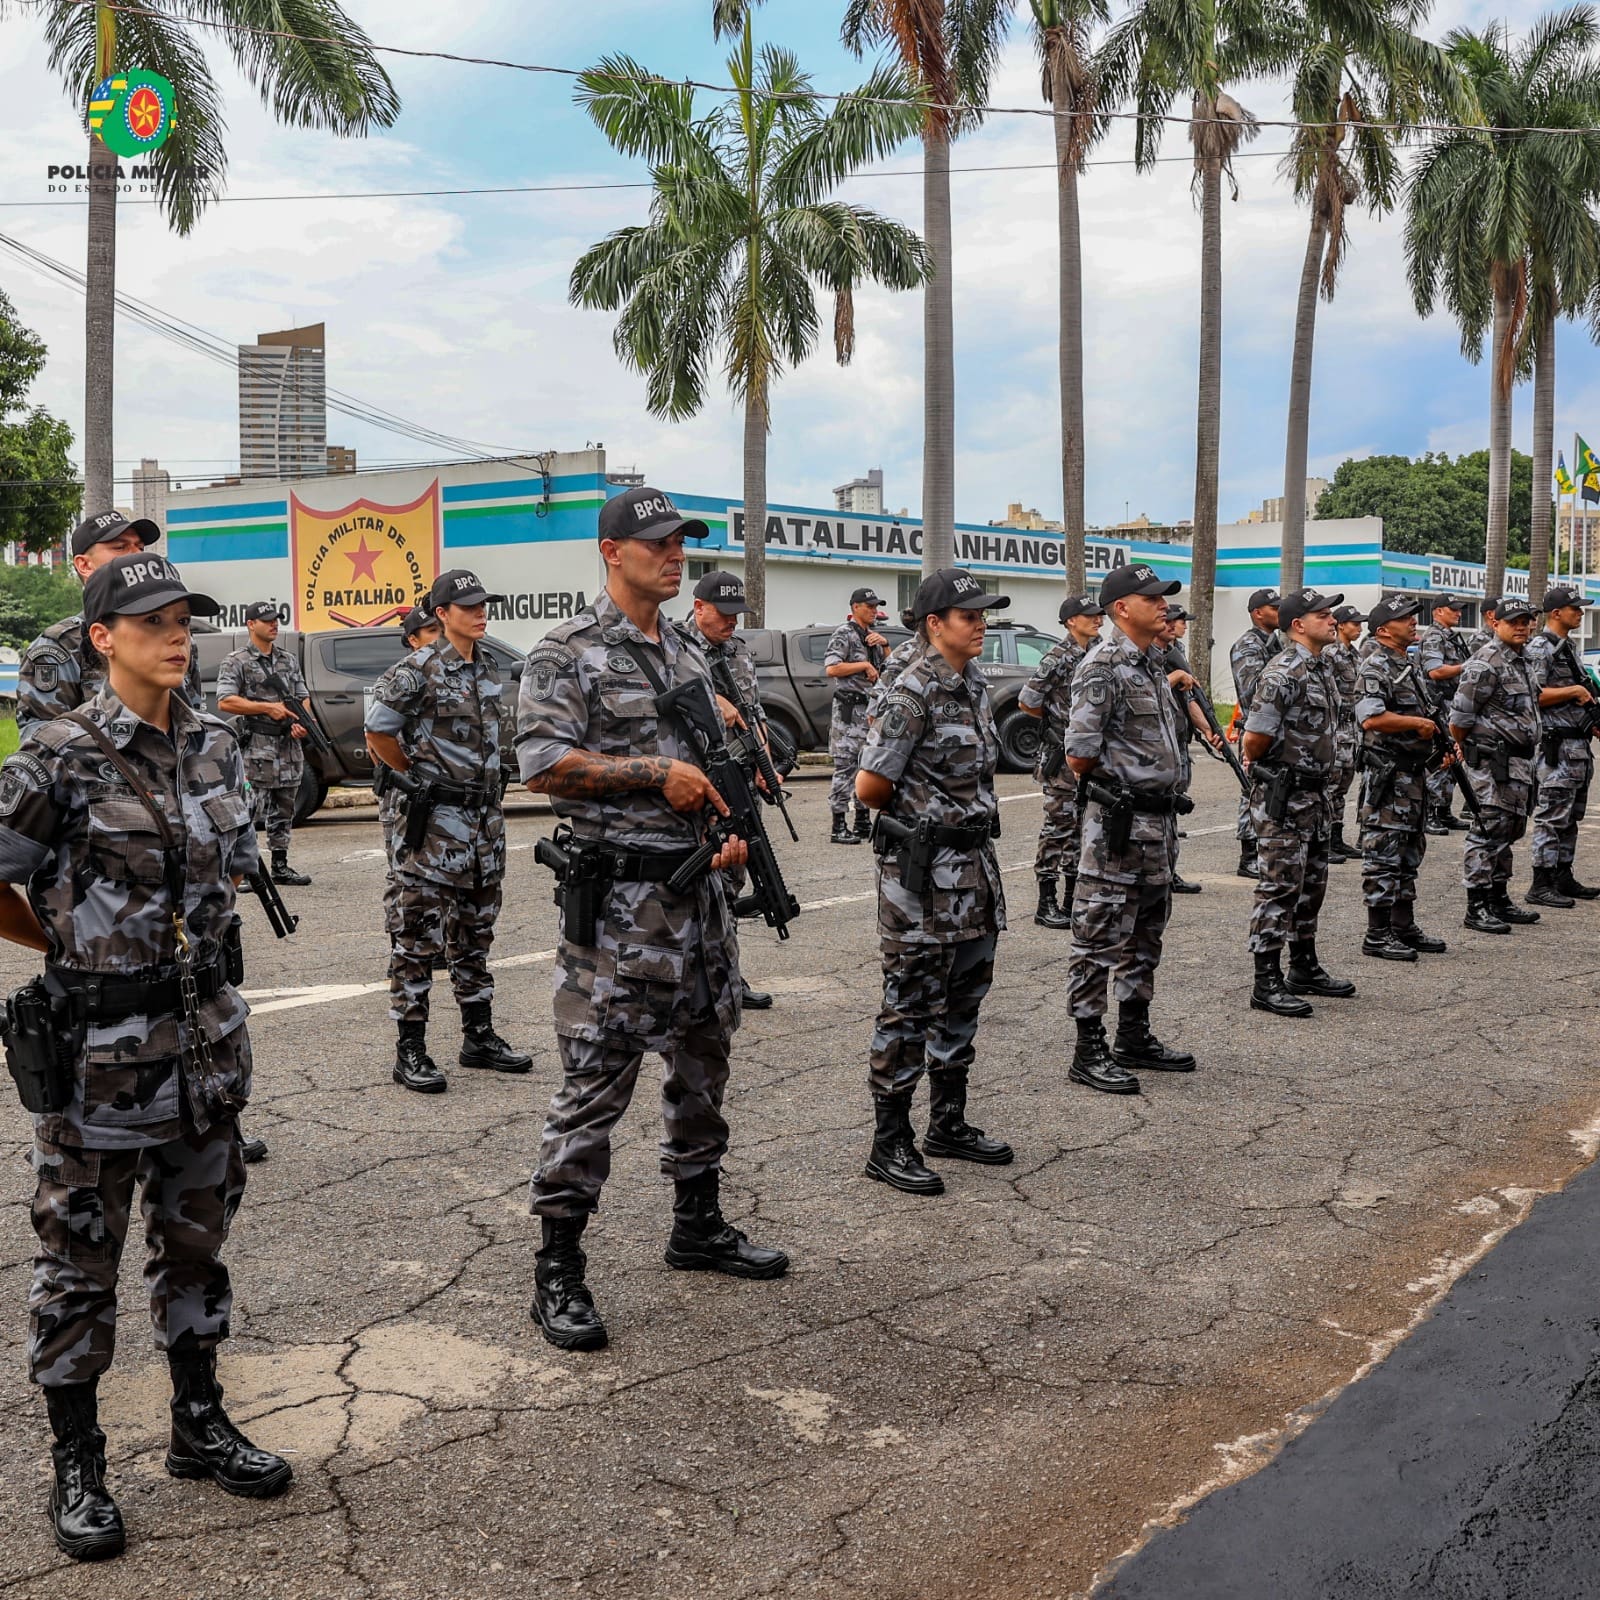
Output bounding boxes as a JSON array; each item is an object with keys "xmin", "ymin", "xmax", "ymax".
[
  {"xmin": 429, "ymin": 569, "xmax": 507, "ymax": 610},
  {"xmin": 850, "ymin": 586, "xmax": 885, "ymax": 608},
  {"xmin": 243, "ymin": 601, "xmax": 282, "ymax": 623},
  {"xmin": 1333, "ymin": 604, "xmax": 1364, "ymax": 624},
  {"xmin": 71, "ymin": 510, "xmax": 160, "ymax": 558},
  {"xmin": 598, "ymin": 486, "xmax": 709, "ymax": 543},
  {"xmin": 1542, "ymin": 585, "xmax": 1590, "ymax": 611},
  {"xmin": 82, "ymin": 553, "xmax": 219, "ymax": 627},
  {"xmin": 1059, "ymin": 595, "xmax": 1105, "ymax": 624},
  {"xmin": 1247, "ymin": 587, "xmax": 1282, "ymax": 612},
  {"xmin": 912, "ymin": 568, "xmax": 1010, "ymax": 621},
  {"xmin": 1481, "ymin": 595, "xmax": 1502, "ymax": 615},
  {"xmin": 1497, "ymin": 597, "xmax": 1539, "ymax": 623},
  {"xmin": 401, "ymin": 607, "xmax": 435, "ymax": 639},
  {"xmin": 693, "ymin": 571, "xmax": 750, "ymax": 614},
  {"xmin": 1277, "ymin": 588, "xmax": 1344, "ymax": 628},
  {"xmin": 1368, "ymin": 593, "xmax": 1425, "ymax": 630},
  {"xmin": 1100, "ymin": 563, "xmax": 1183, "ymax": 606}
]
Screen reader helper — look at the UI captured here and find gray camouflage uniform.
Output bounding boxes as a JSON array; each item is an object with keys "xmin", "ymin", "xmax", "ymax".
[
  {"xmin": 518, "ymin": 591, "xmax": 741, "ymax": 1219},
  {"xmin": 216, "ymin": 641, "xmax": 308, "ymax": 852},
  {"xmin": 364, "ymin": 640, "xmax": 506, "ymax": 1023},
  {"xmin": 859, "ymin": 649, "xmax": 1004, "ymax": 1099},
  {"xmin": 1244, "ymin": 644, "xmax": 1338, "ymax": 953},
  {"xmin": 867, "ymin": 636, "xmax": 925, "ymax": 715},
  {"xmin": 1230, "ymin": 625, "xmax": 1284, "ymax": 844},
  {"xmin": 1020, "ymin": 637, "xmax": 1086, "ymax": 884},
  {"xmin": 1417, "ymin": 623, "xmax": 1471, "ymax": 809},
  {"xmin": 825, "ymin": 619, "xmax": 887, "ymax": 814},
  {"xmin": 1450, "ymin": 641, "xmax": 1541, "ymax": 890},
  {"xmin": 1465, "ymin": 625, "xmax": 1496, "ymax": 657},
  {"xmin": 1524, "ymin": 629, "xmax": 1595, "ymax": 870},
  {"xmin": 1065, "ymin": 629, "xmax": 1186, "ymax": 1018},
  {"xmin": 1354, "ymin": 646, "xmax": 1436, "ymax": 913},
  {"xmin": 18, "ymin": 613, "xmax": 203, "ymax": 739},
  {"xmin": 0, "ymin": 689, "xmax": 255, "ymax": 1387},
  {"xmin": 1326, "ymin": 640, "xmax": 1361, "ymax": 826}
]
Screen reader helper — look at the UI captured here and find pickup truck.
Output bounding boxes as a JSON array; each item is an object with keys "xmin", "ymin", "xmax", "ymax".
[
  {"xmin": 741, "ymin": 619, "xmax": 1058, "ymax": 772},
  {"xmin": 191, "ymin": 623, "xmax": 526, "ymax": 821}
]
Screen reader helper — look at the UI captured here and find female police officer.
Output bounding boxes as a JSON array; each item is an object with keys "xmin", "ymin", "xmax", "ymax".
[
  {"xmin": 0, "ymin": 552, "xmax": 288, "ymax": 1560},
  {"xmin": 855, "ymin": 568, "xmax": 1014, "ymax": 1196}
]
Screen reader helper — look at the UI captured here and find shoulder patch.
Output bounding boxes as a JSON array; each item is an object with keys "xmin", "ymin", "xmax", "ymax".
[
  {"xmin": 1079, "ymin": 665, "xmax": 1114, "ymax": 708},
  {"xmin": 525, "ymin": 646, "xmax": 570, "ymax": 701},
  {"xmin": 0, "ymin": 753, "xmax": 50, "ymax": 818},
  {"xmin": 879, "ymin": 688, "xmax": 927, "ymax": 743},
  {"xmin": 390, "ymin": 664, "xmax": 425, "ymax": 701}
]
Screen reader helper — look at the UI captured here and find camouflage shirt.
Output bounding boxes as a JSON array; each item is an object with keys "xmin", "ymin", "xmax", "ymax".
[
  {"xmin": 1355, "ymin": 646, "xmax": 1436, "ymax": 754},
  {"xmin": 1230, "ymin": 625, "xmax": 1286, "ymax": 715},
  {"xmin": 1450, "ymin": 639, "xmax": 1541, "ymax": 791},
  {"xmin": 19, "ymin": 614, "xmax": 203, "ymax": 739},
  {"xmin": 364, "ymin": 637, "xmax": 506, "ymax": 888},
  {"xmin": 215, "ymin": 641, "xmax": 309, "ymax": 769},
  {"xmin": 825, "ymin": 619, "xmax": 886, "ymax": 713},
  {"xmin": 858, "ymin": 649, "xmax": 1005, "ymax": 946},
  {"xmin": 1465, "ymin": 627, "xmax": 1495, "ymax": 656},
  {"xmin": 1417, "ymin": 623, "xmax": 1470, "ymax": 683},
  {"xmin": 1357, "ymin": 633, "xmax": 1385, "ymax": 663},
  {"xmin": 678, "ymin": 618, "xmax": 761, "ymax": 707},
  {"xmin": 1065, "ymin": 626, "xmax": 1186, "ymax": 796},
  {"xmin": 0, "ymin": 688, "xmax": 256, "ymax": 1150},
  {"xmin": 1524, "ymin": 628, "xmax": 1589, "ymax": 733},
  {"xmin": 866, "ymin": 636, "xmax": 925, "ymax": 719},
  {"xmin": 1019, "ymin": 637, "xmax": 1087, "ymax": 747},
  {"xmin": 1245, "ymin": 641, "xmax": 1339, "ymax": 794}
]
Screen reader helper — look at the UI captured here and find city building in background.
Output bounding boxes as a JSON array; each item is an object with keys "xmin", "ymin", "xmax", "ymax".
[
  {"xmin": 990, "ymin": 502, "xmax": 1062, "ymax": 532},
  {"xmin": 1248, "ymin": 478, "xmax": 1330, "ymax": 524},
  {"xmin": 131, "ymin": 457, "xmax": 170, "ymax": 531},
  {"xmin": 238, "ymin": 323, "xmax": 328, "ymax": 482},
  {"xmin": 833, "ymin": 467, "xmax": 884, "ymax": 513},
  {"xmin": 327, "ymin": 444, "xmax": 357, "ymax": 475}
]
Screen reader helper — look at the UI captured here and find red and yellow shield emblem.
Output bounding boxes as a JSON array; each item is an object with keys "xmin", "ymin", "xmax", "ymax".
[{"xmin": 290, "ymin": 481, "xmax": 441, "ymax": 629}]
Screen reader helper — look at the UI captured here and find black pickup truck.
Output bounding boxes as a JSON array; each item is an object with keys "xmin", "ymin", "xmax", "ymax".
[{"xmin": 191, "ymin": 624, "xmax": 526, "ymax": 820}]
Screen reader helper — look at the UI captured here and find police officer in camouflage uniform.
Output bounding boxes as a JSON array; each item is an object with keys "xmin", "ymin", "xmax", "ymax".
[
  {"xmin": 18, "ymin": 512, "xmax": 203, "ymax": 739},
  {"xmin": 1450, "ymin": 597, "xmax": 1544, "ymax": 935},
  {"xmin": 1325, "ymin": 604, "xmax": 1365, "ymax": 862},
  {"xmin": 1159, "ymin": 604, "xmax": 1214, "ymax": 894},
  {"xmin": 1524, "ymin": 585, "xmax": 1599, "ymax": 907},
  {"xmin": 855, "ymin": 568, "xmax": 1014, "ymax": 1197},
  {"xmin": 1020, "ymin": 595, "xmax": 1104, "ymax": 928},
  {"xmin": 1243, "ymin": 589, "xmax": 1357, "ymax": 1018},
  {"xmin": 1230, "ymin": 589, "xmax": 1284, "ymax": 878},
  {"xmin": 825, "ymin": 587, "xmax": 889, "ymax": 844},
  {"xmin": 365, "ymin": 570, "xmax": 531, "ymax": 1093},
  {"xmin": 0, "ymin": 554, "xmax": 290, "ymax": 1562},
  {"xmin": 519, "ymin": 487, "xmax": 788, "ymax": 1353},
  {"xmin": 1064, "ymin": 564, "xmax": 1196, "ymax": 1096},
  {"xmin": 216, "ymin": 602, "xmax": 313, "ymax": 887},
  {"xmin": 1466, "ymin": 596, "xmax": 1500, "ymax": 656},
  {"xmin": 1418, "ymin": 596, "xmax": 1474, "ymax": 834}
]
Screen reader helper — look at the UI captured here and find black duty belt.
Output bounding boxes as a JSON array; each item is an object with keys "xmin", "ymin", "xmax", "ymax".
[
  {"xmin": 421, "ymin": 775, "xmax": 498, "ymax": 809},
  {"xmin": 1250, "ymin": 764, "xmax": 1330, "ymax": 792},
  {"xmin": 927, "ymin": 821, "xmax": 994, "ymax": 849},
  {"xmin": 1087, "ymin": 789, "xmax": 1184, "ymax": 816},
  {"xmin": 568, "ymin": 840, "xmax": 703, "ymax": 882},
  {"xmin": 1470, "ymin": 736, "xmax": 1536, "ymax": 759},
  {"xmin": 1363, "ymin": 744, "xmax": 1429, "ymax": 772},
  {"xmin": 45, "ymin": 952, "xmax": 232, "ymax": 1024}
]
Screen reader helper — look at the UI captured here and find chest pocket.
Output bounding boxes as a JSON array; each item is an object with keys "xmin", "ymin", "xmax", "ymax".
[
  {"xmin": 597, "ymin": 681, "xmax": 659, "ymax": 751},
  {"xmin": 87, "ymin": 795, "xmax": 171, "ymax": 887},
  {"xmin": 1124, "ymin": 691, "xmax": 1162, "ymax": 739}
]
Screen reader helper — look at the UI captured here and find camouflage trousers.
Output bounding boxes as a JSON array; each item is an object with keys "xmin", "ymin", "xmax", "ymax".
[
  {"xmin": 1359, "ymin": 825, "xmax": 1427, "ymax": 911},
  {"xmin": 1235, "ymin": 790, "xmax": 1255, "ymax": 844},
  {"xmin": 1531, "ymin": 740, "xmax": 1593, "ymax": 868},
  {"xmin": 829, "ymin": 701, "xmax": 870, "ymax": 814},
  {"xmin": 528, "ymin": 1019, "xmax": 730, "ymax": 1219},
  {"xmin": 1462, "ymin": 803, "xmax": 1529, "ymax": 889},
  {"xmin": 1034, "ymin": 773, "xmax": 1082, "ymax": 881},
  {"xmin": 869, "ymin": 933, "xmax": 997, "ymax": 1099},
  {"xmin": 28, "ymin": 1120, "xmax": 244, "ymax": 1387},
  {"xmin": 387, "ymin": 873, "xmax": 501, "ymax": 1023},
  {"xmin": 1426, "ymin": 764, "xmax": 1455, "ymax": 811},
  {"xmin": 1328, "ymin": 757, "xmax": 1356, "ymax": 828},
  {"xmin": 1067, "ymin": 839, "xmax": 1174, "ymax": 1019},
  {"xmin": 246, "ymin": 755, "xmax": 299, "ymax": 853},
  {"xmin": 1247, "ymin": 814, "xmax": 1331, "ymax": 954}
]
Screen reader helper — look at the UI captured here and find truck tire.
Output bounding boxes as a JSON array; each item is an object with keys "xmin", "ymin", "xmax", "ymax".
[
  {"xmin": 997, "ymin": 706, "xmax": 1042, "ymax": 774},
  {"xmin": 293, "ymin": 766, "xmax": 329, "ymax": 823},
  {"xmin": 764, "ymin": 710, "xmax": 805, "ymax": 772}
]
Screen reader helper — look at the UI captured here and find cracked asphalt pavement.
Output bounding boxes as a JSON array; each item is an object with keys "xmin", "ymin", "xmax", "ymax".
[{"xmin": 1, "ymin": 762, "xmax": 1598, "ymax": 1598}]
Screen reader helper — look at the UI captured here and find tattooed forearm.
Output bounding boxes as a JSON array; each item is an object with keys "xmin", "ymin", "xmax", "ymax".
[{"xmin": 527, "ymin": 750, "xmax": 672, "ymax": 799}]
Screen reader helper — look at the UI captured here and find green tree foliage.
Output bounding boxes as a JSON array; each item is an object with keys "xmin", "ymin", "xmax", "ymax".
[
  {"xmin": 1316, "ymin": 450, "xmax": 1540, "ymax": 560},
  {"xmin": 0, "ymin": 562, "xmax": 85, "ymax": 649},
  {"xmin": 0, "ymin": 288, "xmax": 78, "ymax": 555}
]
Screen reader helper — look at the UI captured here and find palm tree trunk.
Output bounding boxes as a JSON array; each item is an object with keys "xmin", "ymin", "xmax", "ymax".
[
  {"xmin": 1278, "ymin": 210, "xmax": 1326, "ymax": 596},
  {"xmin": 1188, "ymin": 157, "xmax": 1223, "ymax": 692},
  {"xmin": 1484, "ymin": 282, "xmax": 1514, "ymax": 599},
  {"xmin": 1053, "ymin": 67, "xmax": 1086, "ymax": 596},
  {"xmin": 922, "ymin": 127, "xmax": 955, "ymax": 573},
  {"xmin": 84, "ymin": 129, "xmax": 117, "ymax": 513},
  {"xmin": 1528, "ymin": 302, "xmax": 1556, "ymax": 605},
  {"xmin": 742, "ymin": 385, "xmax": 769, "ymax": 626}
]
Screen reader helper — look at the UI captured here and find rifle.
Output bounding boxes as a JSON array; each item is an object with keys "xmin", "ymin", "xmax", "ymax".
[
  {"xmin": 1182, "ymin": 683, "xmax": 1250, "ymax": 793},
  {"xmin": 1402, "ymin": 666, "xmax": 1484, "ymax": 822},
  {"xmin": 243, "ymin": 865, "xmax": 298, "ymax": 937},
  {"xmin": 706, "ymin": 655, "xmax": 799, "ymax": 842},
  {"xmin": 260, "ymin": 668, "xmax": 334, "ymax": 759},
  {"xmin": 1559, "ymin": 640, "xmax": 1600, "ymax": 737}
]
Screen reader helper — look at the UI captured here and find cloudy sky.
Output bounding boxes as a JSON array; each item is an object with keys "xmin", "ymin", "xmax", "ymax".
[{"xmin": 1, "ymin": 0, "xmax": 1594, "ymax": 527}]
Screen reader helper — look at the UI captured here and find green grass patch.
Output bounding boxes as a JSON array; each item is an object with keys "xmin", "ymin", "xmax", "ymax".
[{"xmin": 0, "ymin": 719, "xmax": 17, "ymax": 760}]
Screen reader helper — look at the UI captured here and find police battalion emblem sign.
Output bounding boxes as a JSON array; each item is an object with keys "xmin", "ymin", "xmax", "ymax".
[{"xmin": 290, "ymin": 482, "xmax": 442, "ymax": 629}]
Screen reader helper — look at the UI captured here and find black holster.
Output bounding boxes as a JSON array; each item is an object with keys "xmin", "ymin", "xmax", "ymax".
[
  {"xmin": 1, "ymin": 979, "xmax": 79, "ymax": 1114},
  {"xmin": 1083, "ymin": 776, "xmax": 1134, "ymax": 854},
  {"xmin": 534, "ymin": 827, "xmax": 615, "ymax": 946},
  {"xmin": 1039, "ymin": 739, "xmax": 1066, "ymax": 781},
  {"xmin": 1251, "ymin": 762, "xmax": 1297, "ymax": 824},
  {"xmin": 873, "ymin": 814, "xmax": 936, "ymax": 895}
]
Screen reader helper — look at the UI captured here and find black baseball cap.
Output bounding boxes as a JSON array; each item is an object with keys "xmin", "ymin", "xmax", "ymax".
[
  {"xmin": 1164, "ymin": 604, "xmax": 1191, "ymax": 622},
  {"xmin": 429, "ymin": 569, "xmax": 506, "ymax": 610},
  {"xmin": 82, "ymin": 553, "xmax": 218, "ymax": 626},
  {"xmin": 1247, "ymin": 587, "xmax": 1281, "ymax": 612},
  {"xmin": 1543, "ymin": 585, "xmax": 1589, "ymax": 611},
  {"xmin": 598, "ymin": 486, "xmax": 708, "ymax": 543},
  {"xmin": 1368, "ymin": 593, "xmax": 1425, "ymax": 630},
  {"xmin": 1432, "ymin": 594, "xmax": 1468, "ymax": 611},
  {"xmin": 1497, "ymin": 597, "xmax": 1538, "ymax": 622},
  {"xmin": 1060, "ymin": 595, "xmax": 1105, "ymax": 623},
  {"xmin": 1101, "ymin": 563, "xmax": 1182, "ymax": 606},
  {"xmin": 72, "ymin": 510, "xmax": 160, "ymax": 558},
  {"xmin": 1482, "ymin": 595, "xmax": 1501, "ymax": 615},
  {"xmin": 912, "ymin": 568, "xmax": 1010, "ymax": 621},
  {"xmin": 243, "ymin": 600, "xmax": 281, "ymax": 623},
  {"xmin": 1333, "ymin": 604, "xmax": 1363, "ymax": 624},
  {"xmin": 693, "ymin": 571, "xmax": 750, "ymax": 614},
  {"xmin": 401, "ymin": 607, "xmax": 436, "ymax": 640},
  {"xmin": 850, "ymin": 586, "xmax": 885, "ymax": 607},
  {"xmin": 1277, "ymin": 588, "xmax": 1344, "ymax": 628}
]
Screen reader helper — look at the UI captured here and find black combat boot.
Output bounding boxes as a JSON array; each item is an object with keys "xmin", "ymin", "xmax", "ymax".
[
  {"xmin": 532, "ymin": 1217, "xmax": 608, "ymax": 1350},
  {"xmin": 864, "ymin": 1095, "xmax": 944, "ymax": 1195},
  {"xmin": 45, "ymin": 1382, "xmax": 124, "ymax": 1561},
  {"xmin": 1251, "ymin": 950, "xmax": 1314, "ymax": 1017},
  {"xmin": 238, "ymin": 1126, "xmax": 268, "ymax": 1164},
  {"xmin": 1390, "ymin": 903, "xmax": 1446, "ymax": 954},
  {"xmin": 739, "ymin": 976, "xmax": 773, "ymax": 1010},
  {"xmin": 1362, "ymin": 905, "xmax": 1417, "ymax": 961},
  {"xmin": 1423, "ymin": 805, "xmax": 1449, "ymax": 837},
  {"xmin": 664, "ymin": 1171, "xmax": 791, "ymax": 1276},
  {"xmin": 1287, "ymin": 939, "xmax": 1357, "ymax": 997},
  {"xmin": 1495, "ymin": 881, "xmax": 1540, "ymax": 924},
  {"xmin": 394, "ymin": 1020, "xmax": 446, "ymax": 1093},
  {"xmin": 1112, "ymin": 1000, "xmax": 1196, "ymax": 1072},
  {"xmin": 1034, "ymin": 877, "xmax": 1071, "ymax": 929},
  {"xmin": 1329, "ymin": 824, "xmax": 1354, "ymax": 861},
  {"xmin": 1527, "ymin": 866, "xmax": 1576, "ymax": 909},
  {"xmin": 1444, "ymin": 807, "xmax": 1471, "ymax": 831},
  {"xmin": 458, "ymin": 1002, "xmax": 533, "ymax": 1073},
  {"xmin": 166, "ymin": 1345, "xmax": 292, "ymax": 1498},
  {"xmin": 1171, "ymin": 870, "xmax": 1203, "ymax": 894},
  {"xmin": 269, "ymin": 849, "xmax": 311, "ymax": 887},
  {"xmin": 924, "ymin": 1070, "xmax": 1014, "ymax": 1163},
  {"xmin": 1237, "ymin": 840, "xmax": 1260, "ymax": 879},
  {"xmin": 1464, "ymin": 887, "xmax": 1510, "ymax": 934},
  {"xmin": 1558, "ymin": 863, "xmax": 1600, "ymax": 900},
  {"xmin": 1069, "ymin": 1017, "xmax": 1140, "ymax": 1094},
  {"xmin": 854, "ymin": 805, "xmax": 873, "ymax": 841},
  {"xmin": 829, "ymin": 811, "xmax": 860, "ymax": 845}
]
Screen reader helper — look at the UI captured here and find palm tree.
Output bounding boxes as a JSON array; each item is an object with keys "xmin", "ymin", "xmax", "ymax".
[
  {"xmin": 1031, "ymin": 0, "xmax": 1110, "ymax": 596},
  {"xmin": 1407, "ymin": 9, "xmax": 1600, "ymax": 601},
  {"xmin": 843, "ymin": 0, "xmax": 1012, "ymax": 574},
  {"xmin": 26, "ymin": 1, "xmax": 398, "ymax": 512},
  {"xmin": 1275, "ymin": 0, "xmax": 1466, "ymax": 593},
  {"xmin": 1097, "ymin": 0, "xmax": 1295, "ymax": 688},
  {"xmin": 569, "ymin": 25, "xmax": 929, "ymax": 623}
]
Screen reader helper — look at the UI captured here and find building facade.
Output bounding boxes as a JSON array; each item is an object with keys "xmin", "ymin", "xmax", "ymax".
[{"xmin": 238, "ymin": 323, "xmax": 328, "ymax": 483}]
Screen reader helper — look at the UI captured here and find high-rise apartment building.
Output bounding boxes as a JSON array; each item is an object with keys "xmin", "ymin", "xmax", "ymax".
[
  {"xmin": 239, "ymin": 323, "xmax": 328, "ymax": 481},
  {"xmin": 834, "ymin": 467, "xmax": 884, "ymax": 513},
  {"xmin": 130, "ymin": 457, "xmax": 170, "ymax": 531}
]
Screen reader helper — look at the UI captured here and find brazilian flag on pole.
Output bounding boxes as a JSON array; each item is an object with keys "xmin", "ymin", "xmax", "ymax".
[
  {"xmin": 1580, "ymin": 435, "xmax": 1600, "ymax": 505},
  {"xmin": 1557, "ymin": 452, "xmax": 1576, "ymax": 495}
]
